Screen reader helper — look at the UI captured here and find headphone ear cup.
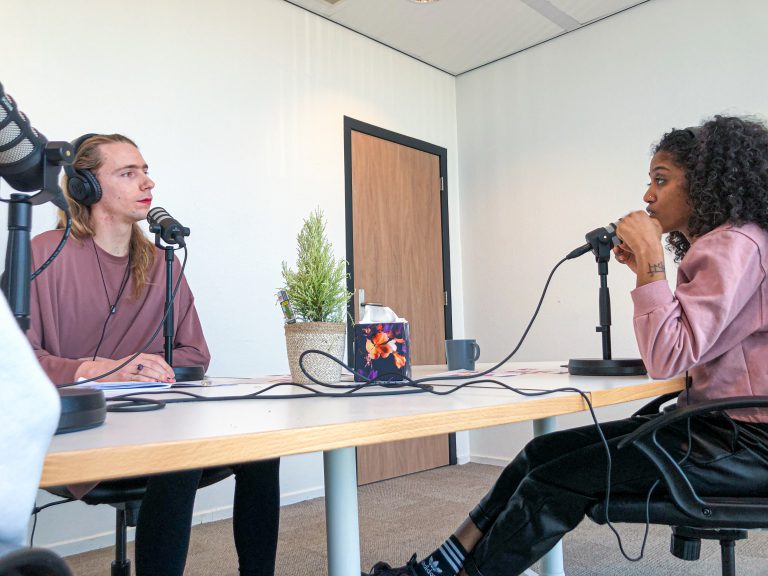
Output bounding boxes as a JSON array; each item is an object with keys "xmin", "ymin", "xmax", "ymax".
[
  {"xmin": 65, "ymin": 133, "xmax": 102, "ymax": 206},
  {"xmin": 65, "ymin": 165, "xmax": 102, "ymax": 206},
  {"xmin": 80, "ymin": 169, "xmax": 102, "ymax": 205}
]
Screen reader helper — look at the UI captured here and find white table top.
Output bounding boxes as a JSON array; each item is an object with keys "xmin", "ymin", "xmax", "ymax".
[{"xmin": 41, "ymin": 362, "xmax": 684, "ymax": 487}]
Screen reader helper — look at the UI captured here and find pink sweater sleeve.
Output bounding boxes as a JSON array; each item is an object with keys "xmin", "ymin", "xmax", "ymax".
[
  {"xmin": 26, "ymin": 266, "xmax": 84, "ymax": 385},
  {"xmin": 632, "ymin": 230, "xmax": 765, "ymax": 379}
]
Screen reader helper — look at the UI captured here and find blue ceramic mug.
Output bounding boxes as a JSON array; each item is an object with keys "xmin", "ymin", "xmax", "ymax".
[{"xmin": 445, "ymin": 339, "xmax": 481, "ymax": 371}]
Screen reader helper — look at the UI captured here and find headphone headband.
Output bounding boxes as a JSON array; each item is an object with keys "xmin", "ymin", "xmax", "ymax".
[
  {"xmin": 64, "ymin": 133, "xmax": 102, "ymax": 206},
  {"xmin": 684, "ymin": 126, "xmax": 702, "ymax": 141}
]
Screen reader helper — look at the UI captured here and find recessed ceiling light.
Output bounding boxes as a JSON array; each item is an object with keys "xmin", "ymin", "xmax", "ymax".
[{"xmin": 409, "ymin": 0, "xmax": 440, "ymax": 4}]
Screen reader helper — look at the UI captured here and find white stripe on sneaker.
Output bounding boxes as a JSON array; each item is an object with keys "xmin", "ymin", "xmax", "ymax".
[
  {"xmin": 444, "ymin": 538, "xmax": 465, "ymax": 565},
  {"xmin": 438, "ymin": 544, "xmax": 460, "ymax": 572}
]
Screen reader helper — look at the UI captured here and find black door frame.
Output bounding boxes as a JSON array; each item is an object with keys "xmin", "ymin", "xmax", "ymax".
[{"xmin": 343, "ymin": 116, "xmax": 455, "ymax": 464}]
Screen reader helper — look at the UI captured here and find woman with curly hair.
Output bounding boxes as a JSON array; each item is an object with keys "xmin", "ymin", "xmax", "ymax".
[{"xmin": 364, "ymin": 116, "xmax": 768, "ymax": 576}]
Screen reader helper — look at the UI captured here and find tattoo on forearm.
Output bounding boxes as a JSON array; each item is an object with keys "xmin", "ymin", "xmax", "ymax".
[{"xmin": 647, "ymin": 262, "xmax": 666, "ymax": 275}]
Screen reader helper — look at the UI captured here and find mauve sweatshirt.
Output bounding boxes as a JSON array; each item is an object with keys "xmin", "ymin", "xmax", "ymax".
[
  {"xmin": 28, "ymin": 229, "xmax": 211, "ymax": 385},
  {"xmin": 632, "ymin": 222, "xmax": 768, "ymax": 423}
]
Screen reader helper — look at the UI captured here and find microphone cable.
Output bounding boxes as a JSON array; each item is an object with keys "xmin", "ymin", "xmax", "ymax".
[
  {"xmin": 0, "ymin": 194, "xmax": 72, "ymax": 280},
  {"xmin": 91, "ymin": 248, "xmax": 684, "ymax": 563},
  {"xmin": 103, "ymin": 368, "xmax": 657, "ymax": 563},
  {"xmin": 29, "ymin": 496, "xmax": 75, "ymax": 547},
  {"xmin": 30, "ymin": 211, "xmax": 72, "ymax": 280},
  {"xmin": 297, "ymin": 254, "xmax": 569, "ymax": 389},
  {"xmin": 289, "ymin": 249, "xmax": 678, "ymax": 563},
  {"xmin": 101, "ymin": 253, "xmax": 569, "ymax": 410},
  {"xmin": 105, "ymin": 379, "xmax": 432, "ymax": 412}
]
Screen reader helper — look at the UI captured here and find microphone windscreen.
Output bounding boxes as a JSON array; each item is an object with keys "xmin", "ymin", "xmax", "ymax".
[
  {"xmin": 0, "ymin": 86, "xmax": 47, "ymax": 192},
  {"xmin": 148, "ymin": 206, "xmax": 171, "ymax": 225}
]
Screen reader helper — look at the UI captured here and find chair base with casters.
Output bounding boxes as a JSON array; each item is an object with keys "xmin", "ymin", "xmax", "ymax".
[
  {"xmin": 586, "ymin": 394, "xmax": 768, "ymax": 576},
  {"xmin": 0, "ymin": 547, "xmax": 73, "ymax": 576},
  {"xmin": 45, "ymin": 467, "xmax": 232, "ymax": 576}
]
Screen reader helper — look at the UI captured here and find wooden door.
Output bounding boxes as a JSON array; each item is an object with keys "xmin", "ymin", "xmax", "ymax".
[{"xmin": 346, "ymin": 119, "xmax": 453, "ymax": 485}]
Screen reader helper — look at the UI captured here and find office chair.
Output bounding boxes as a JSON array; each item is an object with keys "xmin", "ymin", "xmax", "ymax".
[
  {"xmin": 46, "ymin": 467, "xmax": 233, "ymax": 576},
  {"xmin": 0, "ymin": 547, "xmax": 72, "ymax": 576},
  {"xmin": 587, "ymin": 394, "xmax": 768, "ymax": 576}
]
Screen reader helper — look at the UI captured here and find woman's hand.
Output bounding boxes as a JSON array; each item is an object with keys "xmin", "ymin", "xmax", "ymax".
[
  {"xmin": 75, "ymin": 353, "xmax": 176, "ymax": 383},
  {"xmin": 613, "ymin": 243, "xmax": 638, "ymax": 273},
  {"xmin": 616, "ymin": 211, "xmax": 663, "ymax": 250},
  {"xmin": 615, "ymin": 211, "xmax": 666, "ymax": 287}
]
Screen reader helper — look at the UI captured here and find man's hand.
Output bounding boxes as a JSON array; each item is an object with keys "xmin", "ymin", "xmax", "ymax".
[{"xmin": 75, "ymin": 353, "xmax": 175, "ymax": 382}]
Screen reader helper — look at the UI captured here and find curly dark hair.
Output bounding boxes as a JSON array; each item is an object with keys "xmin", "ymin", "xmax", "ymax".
[{"xmin": 654, "ymin": 115, "xmax": 768, "ymax": 261}]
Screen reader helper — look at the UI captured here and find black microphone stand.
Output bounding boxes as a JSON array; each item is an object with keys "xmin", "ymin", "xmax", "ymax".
[
  {"xmin": 3, "ymin": 193, "xmax": 33, "ymax": 331},
  {"xmin": 149, "ymin": 225, "xmax": 205, "ymax": 382},
  {"xmin": 1, "ymin": 142, "xmax": 108, "ymax": 434},
  {"xmin": 567, "ymin": 231, "xmax": 647, "ymax": 376},
  {"xmin": 2, "ymin": 143, "xmax": 71, "ymax": 330}
]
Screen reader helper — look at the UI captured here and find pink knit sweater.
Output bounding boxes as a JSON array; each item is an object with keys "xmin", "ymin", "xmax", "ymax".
[
  {"xmin": 632, "ymin": 223, "xmax": 768, "ymax": 422},
  {"xmin": 28, "ymin": 230, "xmax": 210, "ymax": 385}
]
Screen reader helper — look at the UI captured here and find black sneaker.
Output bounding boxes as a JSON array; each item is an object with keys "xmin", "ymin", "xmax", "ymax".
[{"xmin": 364, "ymin": 553, "xmax": 419, "ymax": 576}]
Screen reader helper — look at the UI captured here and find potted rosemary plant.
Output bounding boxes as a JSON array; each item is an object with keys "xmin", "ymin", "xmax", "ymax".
[{"xmin": 281, "ymin": 208, "xmax": 352, "ymax": 384}]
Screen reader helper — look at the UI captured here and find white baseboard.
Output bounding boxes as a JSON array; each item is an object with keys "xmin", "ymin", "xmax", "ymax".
[
  {"xmin": 53, "ymin": 484, "xmax": 326, "ymax": 558},
  {"xmin": 50, "ymin": 530, "xmax": 127, "ymax": 558},
  {"xmin": 468, "ymin": 455, "xmax": 508, "ymax": 467},
  {"xmin": 279, "ymin": 484, "xmax": 325, "ymax": 506}
]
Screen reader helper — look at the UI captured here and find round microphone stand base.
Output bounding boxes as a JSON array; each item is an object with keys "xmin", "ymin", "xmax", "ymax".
[
  {"xmin": 567, "ymin": 358, "xmax": 647, "ymax": 377},
  {"xmin": 173, "ymin": 365, "xmax": 205, "ymax": 382},
  {"xmin": 56, "ymin": 388, "xmax": 107, "ymax": 434}
]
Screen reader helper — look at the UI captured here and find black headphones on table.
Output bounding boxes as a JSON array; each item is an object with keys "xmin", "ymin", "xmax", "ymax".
[{"xmin": 64, "ymin": 133, "xmax": 102, "ymax": 206}]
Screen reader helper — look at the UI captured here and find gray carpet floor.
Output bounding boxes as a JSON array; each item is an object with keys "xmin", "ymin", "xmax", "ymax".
[{"xmin": 64, "ymin": 462, "xmax": 768, "ymax": 575}]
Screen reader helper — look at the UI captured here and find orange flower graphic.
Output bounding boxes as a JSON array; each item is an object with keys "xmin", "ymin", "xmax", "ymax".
[{"xmin": 366, "ymin": 330, "xmax": 406, "ymax": 369}]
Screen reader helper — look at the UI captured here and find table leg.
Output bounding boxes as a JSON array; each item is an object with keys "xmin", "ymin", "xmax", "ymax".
[
  {"xmin": 324, "ymin": 447, "xmax": 361, "ymax": 576},
  {"xmin": 532, "ymin": 417, "xmax": 566, "ymax": 576}
]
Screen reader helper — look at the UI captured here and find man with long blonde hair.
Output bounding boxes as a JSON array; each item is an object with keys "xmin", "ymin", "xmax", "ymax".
[{"xmin": 27, "ymin": 134, "xmax": 280, "ymax": 576}]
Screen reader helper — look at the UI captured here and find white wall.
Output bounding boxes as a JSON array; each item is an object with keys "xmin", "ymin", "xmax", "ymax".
[
  {"xmin": 457, "ymin": 0, "xmax": 768, "ymax": 461},
  {"xmin": 1, "ymin": 0, "xmax": 462, "ymax": 555}
]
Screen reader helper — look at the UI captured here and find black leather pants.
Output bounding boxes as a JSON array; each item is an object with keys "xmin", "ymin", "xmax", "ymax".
[{"xmin": 462, "ymin": 414, "xmax": 768, "ymax": 576}]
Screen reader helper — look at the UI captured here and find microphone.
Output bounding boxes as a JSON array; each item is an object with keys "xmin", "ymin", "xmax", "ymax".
[
  {"xmin": 0, "ymin": 82, "xmax": 48, "ymax": 192},
  {"xmin": 566, "ymin": 222, "xmax": 621, "ymax": 260},
  {"xmin": 147, "ymin": 207, "xmax": 190, "ymax": 246},
  {"xmin": 0, "ymin": 82, "xmax": 72, "ymax": 211}
]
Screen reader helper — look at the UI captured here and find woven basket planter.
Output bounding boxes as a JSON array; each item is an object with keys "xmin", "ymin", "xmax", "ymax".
[{"xmin": 284, "ymin": 322, "xmax": 346, "ymax": 384}]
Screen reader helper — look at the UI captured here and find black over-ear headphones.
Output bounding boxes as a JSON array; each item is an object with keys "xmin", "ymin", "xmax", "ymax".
[{"xmin": 64, "ymin": 133, "xmax": 102, "ymax": 206}]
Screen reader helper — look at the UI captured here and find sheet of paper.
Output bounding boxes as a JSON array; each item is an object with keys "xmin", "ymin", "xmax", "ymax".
[
  {"xmin": 430, "ymin": 367, "xmax": 568, "ymax": 378},
  {"xmin": 72, "ymin": 380, "xmax": 173, "ymax": 391}
]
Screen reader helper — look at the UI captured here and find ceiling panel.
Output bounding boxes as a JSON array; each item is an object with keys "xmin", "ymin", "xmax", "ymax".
[
  {"xmin": 331, "ymin": 0, "xmax": 562, "ymax": 75},
  {"xmin": 549, "ymin": 0, "xmax": 648, "ymax": 24},
  {"xmin": 284, "ymin": 0, "xmax": 653, "ymax": 75}
]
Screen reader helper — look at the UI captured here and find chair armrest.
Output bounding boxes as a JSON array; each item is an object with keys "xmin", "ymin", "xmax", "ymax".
[
  {"xmin": 631, "ymin": 391, "xmax": 681, "ymax": 417},
  {"xmin": 616, "ymin": 395, "xmax": 768, "ymax": 525},
  {"xmin": 619, "ymin": 396, "xmax": 768, "ymax": 450}
]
